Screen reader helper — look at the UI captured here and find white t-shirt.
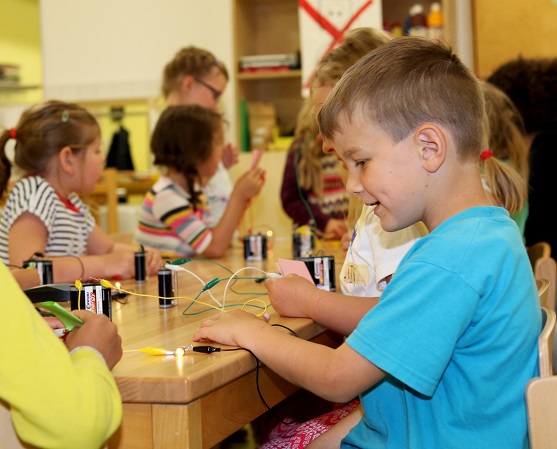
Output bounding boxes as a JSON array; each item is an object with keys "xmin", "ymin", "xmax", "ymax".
[
  {"xmin": 203, "ymin": 161, "xmax": 233, "ymax": 227},
  {"xmin": 340, "ymin": 206, "xmax": 427, "ymax": 297}
]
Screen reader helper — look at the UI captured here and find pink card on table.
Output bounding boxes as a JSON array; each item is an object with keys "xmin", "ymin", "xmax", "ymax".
[{"xmin": 277, "ymin": 258, "xmax": 314, "ymax": 284}]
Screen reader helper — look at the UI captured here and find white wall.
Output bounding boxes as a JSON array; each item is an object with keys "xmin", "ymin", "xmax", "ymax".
[{"xmin": 39, "ymin": 0, "xmax": 236, "ymax": 140}]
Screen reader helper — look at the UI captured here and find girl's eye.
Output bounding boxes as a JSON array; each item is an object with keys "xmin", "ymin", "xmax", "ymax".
[{"xmin": 355, "ymin": 160, "xmax": 367, "ymax": 168}]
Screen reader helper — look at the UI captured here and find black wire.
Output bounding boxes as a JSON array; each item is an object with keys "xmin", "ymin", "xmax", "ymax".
[
  {"xmin": 25, "ymin": 252, "xmax": 85, "ymax": 279},
  {"xmin": 199, "ymin": 324, "xmax": 312, "ymax": 425},
  {"xmin": 242, "ymin": 347, "xmax": 324, "ymax": 426},
  {"xmin": 223, "ymin": 323, "xmax": 307, "ymax": 425},
  {"xmin": 6, "ymin": 263, "xmax": 23, "ymax": 269},
  {"xmin": 271, "ymin": 323, "xmax": 301, "ymax": 339}
]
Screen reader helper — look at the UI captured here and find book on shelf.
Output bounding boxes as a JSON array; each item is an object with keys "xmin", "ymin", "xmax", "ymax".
[{"xmin": 239, "ymin": 53, "xmax": 300, "ymax": 70}]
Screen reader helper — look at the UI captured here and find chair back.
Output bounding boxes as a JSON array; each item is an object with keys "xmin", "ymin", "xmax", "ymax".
[
  {"xmin": 535, "ymin": 258, "xmax": 557, "ymax": 311},
  {"xmin": 83, "ymin": 168, "xmax": 119, "ymax": 234},
  {"xmin": 526, "ymin": 306, "xmax": 557, "ymax": 449},
  {"xmin": 528, "ymin": 242, "xmax": 552, "ymax": 268},
  {"xmin": 537, "ymin": 305, "xmax": 556, "ymax": 378},
  {"xmin": 537, "ymin": 279, "xmax": 550, "ymax": 311}
]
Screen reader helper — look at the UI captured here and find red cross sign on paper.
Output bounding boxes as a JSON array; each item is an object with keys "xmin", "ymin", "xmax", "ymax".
[{"xmin": 299, "ymin": 0, "xmax": 374, "ymax": 90}]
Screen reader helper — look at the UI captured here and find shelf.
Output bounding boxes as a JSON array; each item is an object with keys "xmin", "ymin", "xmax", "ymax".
[
  {"xmin": 237, "ymin": 69, "xmax": 302, "ymax": 81},
  {"xmin": 0, "ymin": 84, "xmax": 41, "ymax": 91},
  {"xmin": 233, "ymin": 0, "xmax": 302, "ymax": 150}
]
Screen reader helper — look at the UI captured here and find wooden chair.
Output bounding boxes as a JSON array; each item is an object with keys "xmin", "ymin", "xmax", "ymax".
[
  {"xmin": 525, "ymin": 305, "xmax": 557, "ymax": 449},
  {"xmin": 527, "ymin": 241, "xmax": 552, "ymax": 268},
  {"xmin": 534, "ymin": 259, "xmax": 557, "ymax": 311},
  {"xmin": 537, "ymin": 279, "xmax": 550, "ymax": 311},
  {"xmin": 528, "ymin": 242, "xmax": 556, "ymax": 311},
  {"xmin": 83, "ymin": 168, "xmax": 119, "ymax": 234}
]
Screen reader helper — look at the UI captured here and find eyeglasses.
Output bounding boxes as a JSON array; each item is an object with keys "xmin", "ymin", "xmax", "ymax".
[{"xmin": 194, "ymin": 77, "xmax": 222, "ymax": 101}]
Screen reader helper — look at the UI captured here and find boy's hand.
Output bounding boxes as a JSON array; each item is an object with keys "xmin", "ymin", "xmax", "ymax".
[
  {"xmin": 193, "ymin": 309, "xmax": 268, "ymax": 347},
  {"xmin": 265, "ymin": 274, "xmax": 316, "ymax": 318}
]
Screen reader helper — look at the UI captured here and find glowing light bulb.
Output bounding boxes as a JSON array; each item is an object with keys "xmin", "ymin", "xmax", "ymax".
[{"xmin": 174, "ymin": 347, "xmax": 186, "ymax": 357}]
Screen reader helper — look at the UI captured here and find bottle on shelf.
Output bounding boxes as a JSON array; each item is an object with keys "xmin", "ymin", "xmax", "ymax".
[
  {"xmin": 408, "ymin": 4, "xmax": 427, "ymax": 38},
  {"xmin": 427, "ymin": 2, "xmax": 444, "ymax": 41}
]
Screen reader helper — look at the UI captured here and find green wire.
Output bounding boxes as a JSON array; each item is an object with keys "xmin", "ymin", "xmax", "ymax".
[{"xmin": 182, "ymin": 302, "xmax": 266, "ymax": 316}]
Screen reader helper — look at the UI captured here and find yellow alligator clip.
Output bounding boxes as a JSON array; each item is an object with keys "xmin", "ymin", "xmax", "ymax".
[{"xmin": 140, "ymin": 347, "xmax": 174, "ymax": 356}]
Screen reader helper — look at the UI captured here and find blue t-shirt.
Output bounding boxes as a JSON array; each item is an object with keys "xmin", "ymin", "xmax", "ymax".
[{"xmin": 343, "ymin": 206, "xmax": 540, "ymax": 449}]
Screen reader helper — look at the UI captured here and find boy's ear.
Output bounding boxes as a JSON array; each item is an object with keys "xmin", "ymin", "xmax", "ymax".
[
  {"xmin": 59, "ymin": 146, "xmax": 76, "ymax": 174},
  {"xmin": 415, "ymin": 124, "xmax": 446, "ymax": 173},
  {"xmin": 180, "ymin": 75, "xmax": 195, "ymax": 94}
]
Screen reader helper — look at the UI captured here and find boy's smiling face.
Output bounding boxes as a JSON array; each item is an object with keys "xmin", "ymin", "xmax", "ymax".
[{"xmin": 329, "ymin": 112, "xmax": 427, "ymax": 233}]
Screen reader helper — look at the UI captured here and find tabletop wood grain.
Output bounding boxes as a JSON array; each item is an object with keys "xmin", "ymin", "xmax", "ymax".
[{"xmin": 106, "ymin": 238, "xmax": 344, "ymax": 448}]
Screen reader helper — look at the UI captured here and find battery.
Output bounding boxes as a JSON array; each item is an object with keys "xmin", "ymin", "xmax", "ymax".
[
  {"xmin": 158, "ymin": 268, "xmax": 177, "ymax": 308},
  {"xmin": 135, "ymin": 251, "xmax": 146, "ymax": 283},
  {"xmin": 292, "ymin": 227, "xmax": 315, "ymax": 259},
  {"xmin": 23, "ymin": 259, "xmax": 53, "ymax": 285},
  {"xmin": 300, "ymin": 256, "xmax": 336, "ymax": 292},
  {"xmin": 243, "ymin": 234, "xmax": 267, "ymax": 261},
  {"xmin": 70, "ymin": 282, "xmax": 112, "ymax": 320}
]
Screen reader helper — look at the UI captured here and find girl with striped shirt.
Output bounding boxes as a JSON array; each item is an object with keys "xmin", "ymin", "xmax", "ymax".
[
  {"xmin": 135, "ymin": 104, "xmax": 265, "ymax": 259},
  {"xmin": 0, "ymin": 100, "xmax": 162, "ymax": 283}
]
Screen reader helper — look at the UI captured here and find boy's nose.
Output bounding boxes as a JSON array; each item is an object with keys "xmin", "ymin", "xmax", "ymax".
[{"xmin": 345, "ymin": 174, "xmax": 364, "ymax": 197}]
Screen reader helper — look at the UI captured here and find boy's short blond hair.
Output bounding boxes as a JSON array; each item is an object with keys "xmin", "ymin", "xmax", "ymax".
[
  {"xmin": 161, "ymin": 46, "xmax": 228, "ymax": 99},
  {"xmin": 318, "ymin": 36, "xmax": 485, "ymax": 163}
]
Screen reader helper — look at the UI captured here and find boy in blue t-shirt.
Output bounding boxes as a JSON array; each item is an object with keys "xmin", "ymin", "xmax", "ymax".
[{"xmin": 194, "ymin": 36, "xmax": 540, "ymax": 449}]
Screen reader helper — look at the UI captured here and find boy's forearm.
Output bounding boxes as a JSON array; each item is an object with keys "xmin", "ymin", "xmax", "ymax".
[
  {"xmin": 310, "ymin": 293, "xmax": 378, "ymax": 336},
  {"xmin": 236, "ymin": 323, "xmax": 359, "ymax": 403}
]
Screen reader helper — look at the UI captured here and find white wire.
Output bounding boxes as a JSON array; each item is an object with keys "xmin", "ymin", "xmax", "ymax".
[
  {"xmin": 221, "ymin": 266, "xmax": 269, "ymax": 312},
  {"xmin": 164, "ymin": 263, "xmax": 223, "ymax": 307}
]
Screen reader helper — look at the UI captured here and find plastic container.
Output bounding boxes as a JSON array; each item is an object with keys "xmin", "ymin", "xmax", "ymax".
[{"xmin": 427, "ymin": 2, "xmax": 444, "ymax": 41}]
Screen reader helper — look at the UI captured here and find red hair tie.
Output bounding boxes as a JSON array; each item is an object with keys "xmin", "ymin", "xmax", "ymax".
[
  {"xmin": 9, "ymin": 128, "xmax": 16, "ymax": 140},
  {"xmin": 480, "ymin": 150, "xmax": 493, "ymax": 161}
]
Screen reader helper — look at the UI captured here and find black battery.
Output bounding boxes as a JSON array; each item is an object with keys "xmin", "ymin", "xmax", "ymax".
[
  {"xmin": 300, "ymin": 256, "xmax": 336, "ymax": 292},
  {"xmin": 23, "ymin": 259, "xmax": 53, "ymax": 285},
  {"xmin": 243, "ymin": 234, "xmax": 267, "ymax": 261},
  {"xmin": 135, "ymin": 250, "xmax": 146, "ymax": 283},
  {"xmin": 158, "ymin": 268, "xmax": 177, "ymax": 309},
  {"xmin": 70, "ymin": 282, "xmax": 112, "ymax": 320},
  {"xmin": 293, "ymin": 229, "xmax": 315, "ymax": 259}
]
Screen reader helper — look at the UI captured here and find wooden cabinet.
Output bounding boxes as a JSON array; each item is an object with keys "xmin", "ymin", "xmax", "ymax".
[
  {"xmin": 472, "ymin": 0, "xmax": 557, "ymax": 79},
  {"xmin": 232, "ymin": 0, "xmax": 303, "ymax": 150}
]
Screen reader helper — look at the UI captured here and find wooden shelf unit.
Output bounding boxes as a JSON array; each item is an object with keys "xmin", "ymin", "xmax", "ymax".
[{"xmin": 232, "ymin": 0, "xmax": 304, "ymax": 150}]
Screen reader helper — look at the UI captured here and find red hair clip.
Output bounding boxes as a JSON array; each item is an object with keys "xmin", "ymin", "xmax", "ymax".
[
  {"xmin": 9, "ymin": 128, "xmax": 16, "ymax": 140},
  {"xmin": 480, "ymin": 149, "xmax": 493, "ymax": 161}
]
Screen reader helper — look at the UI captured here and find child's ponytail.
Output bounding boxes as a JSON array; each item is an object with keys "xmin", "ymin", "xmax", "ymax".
[{"xmin": 481, "ymin": 150, "xmax": 527, "ymax": 216}]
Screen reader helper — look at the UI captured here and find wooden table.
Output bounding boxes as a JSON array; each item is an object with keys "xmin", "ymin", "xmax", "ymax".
[{"xmin": 107, "ymin": 239, "xmax": 343, "ymax": 449}]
